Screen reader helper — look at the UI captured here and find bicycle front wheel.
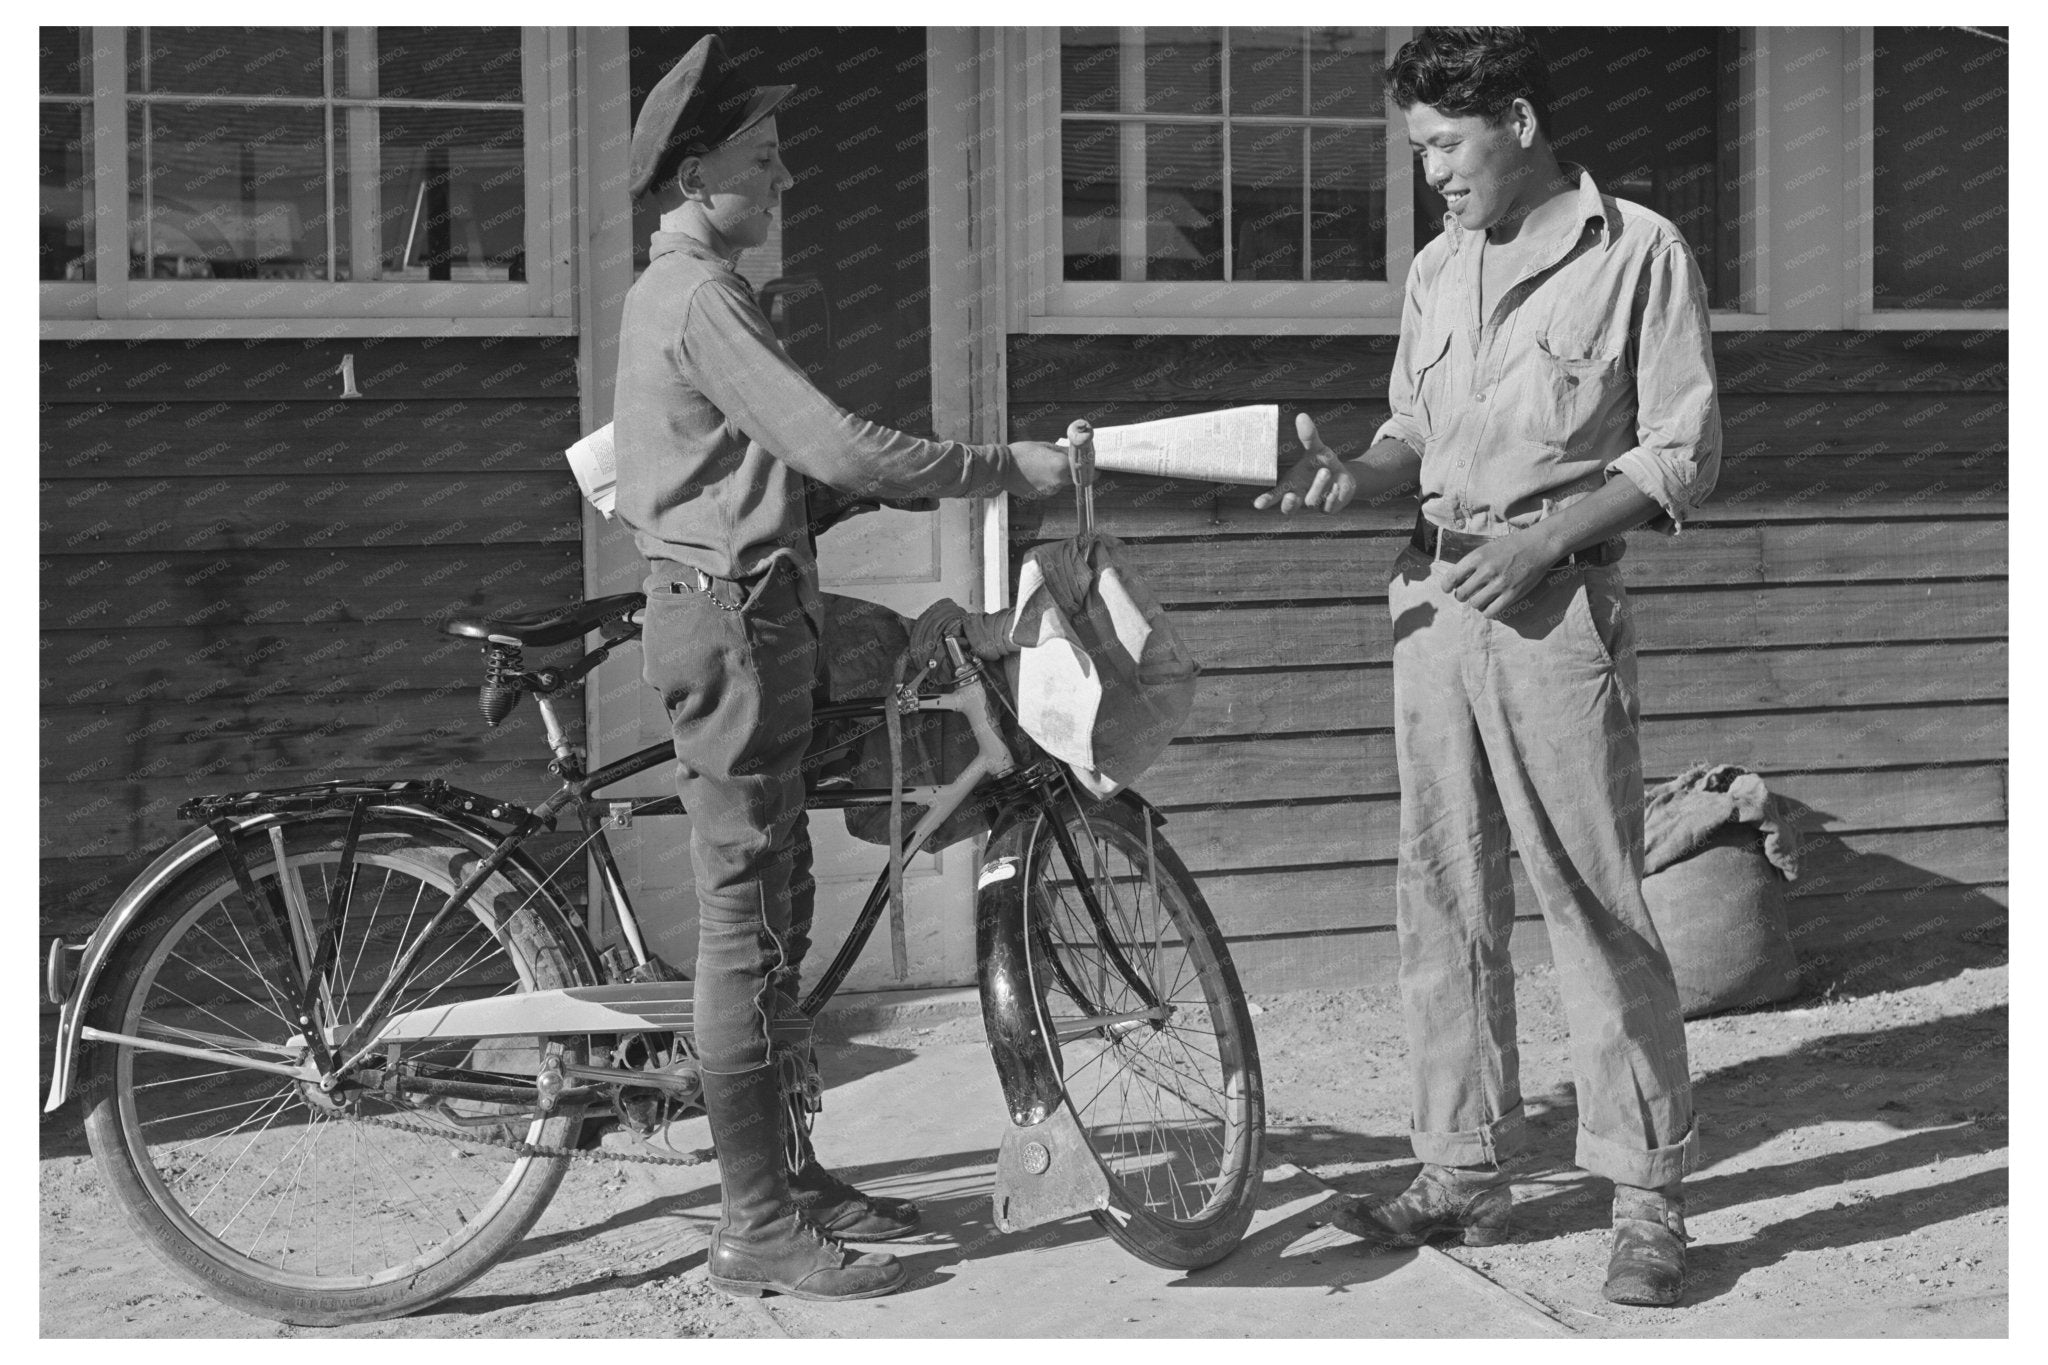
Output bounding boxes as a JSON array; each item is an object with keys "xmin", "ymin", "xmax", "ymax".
[
  {"xmin": 995, "ymin": 792, "xmax": 1264, "ymax": 1269},
  {"xmin": 77, "ymin": 815, "xmax": 591, "ymax": 1325}
]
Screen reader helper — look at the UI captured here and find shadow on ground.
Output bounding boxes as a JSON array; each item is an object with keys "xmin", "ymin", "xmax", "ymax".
[{"xmin": 1774, "ymin": 798, "xmax": 2008, "ymax": 1004}]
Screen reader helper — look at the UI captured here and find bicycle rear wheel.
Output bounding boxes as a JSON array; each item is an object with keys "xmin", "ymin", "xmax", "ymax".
[
  {"xmin": 77, "ymin": 815, "xmax": 591, "ymax": 1325},
  {"xmin": 995, "ymin": 792, "xmax": 1264, "ymax": 1269}
]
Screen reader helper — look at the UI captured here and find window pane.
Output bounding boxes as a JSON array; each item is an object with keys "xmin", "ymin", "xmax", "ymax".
[
  {"xmin": 129, "ymin": 103, "xmax": 332, "ymax": 279},
  {"xmin": 1144, "ymin": 123, "xmax": 1223, "ymax": 280},
  {"xmin": 131, "ymin": 27, "xmax": 324, "ymax": 99},
  {"xmin": 1309, "ymin": 125, "xmax": 1384, "ymax": 280},
  {"xmin": 1234, "ymin": 29, "xmax": 1306, "ymax": 118},
  {"xmin": 350, "ymin": 28, "xmax": 524, "ymax": 102},
  {"xmin": 373, "ymin": 106, "xmax": 525, "ymax": 281},
  {"xmin": 1308, "ymin": 28, "xmax": 1384, "ymax": 119},
  {"xmin": 1137, "ymin": 28, "xmax": 1222, "ymax": 115},
  {"xmin": 1061, "ymin": 27, "xmax": 1121, "ymax": 114},
  {"xmin": 1871, "ymin": 28, "xmax": 2007, "ymax": 310},
  {"xmin": 1232, "ymin": 124, "xmax": 1303, "ymax": 280},
  {"xmin": 1535, "ymin": 28, "xmax": 1742, "ymax": 308},
  {"xmin": 40, "ymin": 26, "xmax": 88, "ymax": 95},
  {"xmin": 41, "ymin": 103, "xmax": 93, "ymax": 280},
  {"xmin": 1062, "ymin": 119, "xmax": 1122, "ymax": 280}
]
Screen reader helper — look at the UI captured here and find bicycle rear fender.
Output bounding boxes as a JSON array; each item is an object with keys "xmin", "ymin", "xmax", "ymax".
[
  {"xmin": 975, "ymin": 790, "xmax": 1164, "ymax": 1128},
  {"xmin": 43, "ymin": 788, "xmax": 598, "ymax": 1113}
]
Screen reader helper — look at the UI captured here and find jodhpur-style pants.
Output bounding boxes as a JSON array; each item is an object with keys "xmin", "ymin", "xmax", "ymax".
[
  {"xmin": 1388, "ymin": 545, "xmax": 1700, "ymax": 1189},
  {"xmin": 639, "ymin": 557, "xmax": 822, "ymax": 1078}
]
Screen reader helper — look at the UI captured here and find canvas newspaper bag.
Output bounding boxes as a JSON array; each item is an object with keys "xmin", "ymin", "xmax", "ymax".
[{"xmin": 1008, "ymin": 531, "xmax": 1200, "ymax": 797}]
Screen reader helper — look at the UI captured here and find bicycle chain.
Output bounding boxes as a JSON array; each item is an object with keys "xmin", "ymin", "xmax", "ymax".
[{"xmin": 348, "ymin": 1107, "xmax": 715, "ymax": 1167}]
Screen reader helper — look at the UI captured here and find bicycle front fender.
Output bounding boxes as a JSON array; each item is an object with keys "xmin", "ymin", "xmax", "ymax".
[
  {"xmin": 975, "ymin": 815, "xmax": 1063, "ymax": 1128},
  {"xmin": 43, "ymin": 798, "xmax": 598, "ymax": 1114},
  {"xmin": 974, "ymin": 790, "xmax": 1167, "ymax": 1128}
]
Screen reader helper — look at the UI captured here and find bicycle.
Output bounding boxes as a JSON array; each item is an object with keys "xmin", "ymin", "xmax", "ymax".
[{"xmin": 43, "ymin": 566, "xmax": 1265, "ymax": 1325}]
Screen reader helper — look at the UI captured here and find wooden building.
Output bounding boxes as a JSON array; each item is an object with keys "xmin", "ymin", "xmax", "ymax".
[{"xmin": 41, "ymin": 26, "xmax": 2006, "ymax": 1016}]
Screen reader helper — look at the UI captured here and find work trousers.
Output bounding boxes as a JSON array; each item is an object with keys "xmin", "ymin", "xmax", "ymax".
[
  {"xmin": 1388, "ymin": 545, "xmax": 1700, "ymax": 1189},
  {"xmin": 639, "ymin": 558, "xmax": 822, "ymax": 1078}
]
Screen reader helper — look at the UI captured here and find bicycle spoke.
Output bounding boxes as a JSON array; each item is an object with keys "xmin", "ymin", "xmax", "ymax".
[
  {"xmin": 1020, "ymin": 800, "xmax": 1259, "ymax": 1241},
  {"xmin": 248, "ymin": 1113, "xmax": 325, "ymax": 1265},
  {"xmin": 185, "ymin": 1085, "xmax": 300, "ymax": 1220},
  {"xmin": 137, "ymin": 1082, "xmax": 290, "ymax": 1135},
  {"xmin": 153, "ymin": 957, "xmax": 294, "ymax": 1043},
  {"xmin": 211, "ymin": 894, "xmax": 301, "ymax": 1026}
]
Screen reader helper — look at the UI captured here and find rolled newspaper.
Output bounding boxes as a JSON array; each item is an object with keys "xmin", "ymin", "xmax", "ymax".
[
  {"xmin": 564, "ymin": 422, "xmax": 618, "ymax": 518},
  {"xmin": 1065, "ymin": 404, "xmax": 1279, "ymax": 486}
]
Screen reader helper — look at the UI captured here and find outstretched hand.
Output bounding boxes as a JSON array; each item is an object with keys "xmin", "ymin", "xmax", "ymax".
[{"xmin": 1253, "ymin": 413, "xmax": 1356, "ymax": 514}]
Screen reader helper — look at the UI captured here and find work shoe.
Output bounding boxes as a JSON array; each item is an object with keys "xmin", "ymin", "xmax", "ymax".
[
  {"xmin": 701, "ymin": 1063, "xmax": 906, "ymax": 1302},
  {"xmin": 1603, "ymin": 1183, "xmax": 1689, "ymax": 1306},
  {"xmin": 789, "ymin": 1156, "xmax": 922, "ymax": 1241},
  {"xmin": 1332, "ymin": 1163, "xmax": 1513, "ymax": 1247},
  {"xmin": 782, "ymin": 1056, "xmax": 921, "ymax": 1241},
  {"xmin": 709, "ymin": 1213, "xmax": 907, "ymax": 1302}
]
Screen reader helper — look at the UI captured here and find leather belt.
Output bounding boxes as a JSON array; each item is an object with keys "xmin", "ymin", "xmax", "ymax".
[
  {"xmin": 1410, "ymin": 514, "xmax": 1624, "ymax": 568},
  {"xmin": 652, "ymin": 561, "xmax": 775, "ymax": 611}
]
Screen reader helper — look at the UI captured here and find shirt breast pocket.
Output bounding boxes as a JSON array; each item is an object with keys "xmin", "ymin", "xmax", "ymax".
[
  {"xmin": 1534, "ymin": 330, "xmax": 1622, "ymax": 444},
  {"xmin": 1410, "ymin": 330, "xmax": 1455, "ymax": 436}
]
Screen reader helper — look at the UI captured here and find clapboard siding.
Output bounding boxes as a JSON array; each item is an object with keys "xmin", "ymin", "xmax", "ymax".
[
  {"xmin": 1008, "ymin": 332, "xmax": 2010, "ymax": 403},
  {"xmin": 1015, "ymin": 396, "xmax": 2009, "ymax": 459},
  {"xmin": 1008, "ymin": 330, "xmax": 2007, "ymax": 995},
  {"xmin": 40, "ymin": 337, "xmax": 585, "ymax": 953}
]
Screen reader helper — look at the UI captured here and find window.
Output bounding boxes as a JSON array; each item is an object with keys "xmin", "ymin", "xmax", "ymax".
[
  {"xmin": 39, "ymin": 29, "xmax": 94, "ymax": 290},
  {"xmin": 41, "ymin": 26, "xmax": 571, "ymax": 328},
  {"xmin": 1864, "ymin": 27, "xmax": 2006, "ymax": 312},
  {"xmin": 1027, "ymin": 26, "xmax": 1415, "ymax": 323},
  {"xmin": 1527, "ymin": 28, "xmax": 1753, "ymax": 311},
  {"xmin": 1023, "ymin": 27, "xmax": 1762, "ymax": 329},
  {"xmin": 1059, "ymin": 27, "xmax": 1392, "ymax": 285}
]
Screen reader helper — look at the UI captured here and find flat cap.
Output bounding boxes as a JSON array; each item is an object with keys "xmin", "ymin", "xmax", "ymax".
[{"xmin": 629, "ymin": 34, "xmax": 793, "ymax": 201}]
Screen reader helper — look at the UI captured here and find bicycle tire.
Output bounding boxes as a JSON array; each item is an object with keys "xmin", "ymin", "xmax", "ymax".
[
  {"xmin": 985, "ymin": 792, "xmax": 1264, "ymax": 1269},
  {"xmin": 77, "ymin": 814, "xmax": 592, "ymax": 1325}
]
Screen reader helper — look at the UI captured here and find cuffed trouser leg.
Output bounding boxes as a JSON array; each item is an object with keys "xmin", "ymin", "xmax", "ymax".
[
  {"xmin": 1389, "ymin": 549, "xmax": 1527, "ymax": 1169},
  {"xmin": 1387, "ymin": 548, "xmax": 1699, "ymax": 1188},
  {"xmin": 1465, "ymin": 557, "xmax": 1699, "ymax": 1189}
]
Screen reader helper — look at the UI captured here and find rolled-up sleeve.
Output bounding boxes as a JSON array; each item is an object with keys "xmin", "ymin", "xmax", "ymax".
[
  {"xmin": 1370, "ymin": 257, "xmax": 1436, "ymax": 457},
  {"xmin": 678, "ymin": 278, "xmax": 1013, "ymax": 499},
  {"xmin": 1605, "ymin": 238, "xmax": 1721, "ymax": 533}
]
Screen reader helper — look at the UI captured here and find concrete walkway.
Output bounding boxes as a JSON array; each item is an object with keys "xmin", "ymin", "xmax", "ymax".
[{"xmin": 630, "ymin": 1038, "xmax": 1567, "ymax": 1338}]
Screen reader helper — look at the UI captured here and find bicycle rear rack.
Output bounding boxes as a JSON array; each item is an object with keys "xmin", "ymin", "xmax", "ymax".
[{"xmin": 178, "ymin": 778, "xmax": 539, "ymax": 830}]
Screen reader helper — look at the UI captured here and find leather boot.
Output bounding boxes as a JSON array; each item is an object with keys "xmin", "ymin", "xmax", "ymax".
[
  {"xmin": 1332, "ymin": 1163, "xmax": 1513, "ymax": 1247},
  {"xmin": 1604, "ymin": 1183, "xmax": 1688, "ymax": 1306},
  {"xmin": 786, "ymin": 1090, "xmax": 922, "ymax": 1241},
  {"xmin": 701, "ymin": 1063, "xmax": 906, "ymax": 1301}
]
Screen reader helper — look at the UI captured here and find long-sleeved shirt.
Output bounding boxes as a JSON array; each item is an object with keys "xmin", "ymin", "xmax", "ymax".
[
  {"xmin": 1373, "ymin": 165, "xmax": 1722, "ymax": 535},
  {"xmin": 614, "ymin": 231, "xmax": 1015, "ymax": 615}
]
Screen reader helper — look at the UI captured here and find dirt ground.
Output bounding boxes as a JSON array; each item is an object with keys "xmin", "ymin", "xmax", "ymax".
[{"xmin": 39, "ymin": 930, "xmax": 2008, "ymax": 1338}]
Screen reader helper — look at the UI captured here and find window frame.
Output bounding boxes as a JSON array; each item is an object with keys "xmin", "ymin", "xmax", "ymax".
[
  {"xmin": 40, "ymin": 25, "xmax": 575, "ymax": 338},
  {"xmin": 1021, "ymin": 25, "xmax": 1415, "ymax": 330},
  {"xmin": 37, "ymin": 29, "xmax": 97, "ymax": 321},
  {"xmin": 1843, "ymin": 26, "xmax": 2008, "ymax": 330},
  {"xmin": 1015, "ymin": 24, "xmax": 1776, "ymax": 335}
]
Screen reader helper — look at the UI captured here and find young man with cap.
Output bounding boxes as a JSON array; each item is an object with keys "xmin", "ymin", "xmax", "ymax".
[
  {"xmin": 612, "ymin": 35, "xmax": 1076, "ymax": 1302},
  {"xmin": 1256, "ymin": 27, "xmax": 1721, "ymax": 1306}
]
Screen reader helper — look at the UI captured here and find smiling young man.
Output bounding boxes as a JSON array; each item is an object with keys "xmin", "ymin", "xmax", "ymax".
[
  {"xmin": 612, "ymin": 35, "xmax": 1074, "ymax": 1302},
  {"xmin": 1256, "ymin": 28, "xmax": 1721, "ymax": 1305}
]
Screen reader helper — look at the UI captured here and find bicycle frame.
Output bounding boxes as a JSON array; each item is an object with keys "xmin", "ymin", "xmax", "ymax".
[
  {"xmin": 42, "ymin": 645, "xmax": 1078, "ymax": 1112},
  {"xmin": 565, "ymin": 657, "xmax": 1034, "ymax": 1014}
]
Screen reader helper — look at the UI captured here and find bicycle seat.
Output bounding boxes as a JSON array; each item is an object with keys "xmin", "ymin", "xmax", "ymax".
[{"xmin": 441, "ymin": 592, "xmax": 646, "ymax": 648}]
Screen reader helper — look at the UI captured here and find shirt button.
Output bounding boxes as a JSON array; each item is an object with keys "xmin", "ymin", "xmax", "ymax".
[{"xmin": 1474, "ymin": 390, "xmax": 1488, "ymax": 404}]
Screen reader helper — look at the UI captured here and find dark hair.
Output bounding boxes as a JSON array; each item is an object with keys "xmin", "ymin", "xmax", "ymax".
[{"xmin": 1385, "ymin": 27, "xmax": 1552, "ymax": 133}]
